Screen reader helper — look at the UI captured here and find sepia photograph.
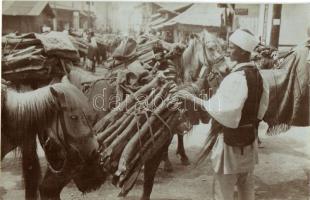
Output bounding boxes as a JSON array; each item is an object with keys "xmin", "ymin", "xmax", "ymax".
[{"xmin": 1, "ymin": 1, "xmax": 310, "ymax": 200}]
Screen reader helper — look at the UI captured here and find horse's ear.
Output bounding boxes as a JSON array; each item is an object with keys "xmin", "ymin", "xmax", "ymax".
[{"xmin": 50, "ymin": 87, "xmax": 67, "ymax": 110}]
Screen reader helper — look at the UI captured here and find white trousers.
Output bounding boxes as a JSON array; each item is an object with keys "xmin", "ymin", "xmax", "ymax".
[{"xmin": 213, "ymin": 171, "xmax": 255, "ymax": 200}]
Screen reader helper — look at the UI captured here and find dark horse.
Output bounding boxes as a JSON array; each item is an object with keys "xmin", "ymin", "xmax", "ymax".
[
  {"xmin": 1, "ymin": 82, "xmax": 106, "ymax": 200},
  {"xmin": 64, "ymin": 67, "xmax": 193, "ymax": 200}
]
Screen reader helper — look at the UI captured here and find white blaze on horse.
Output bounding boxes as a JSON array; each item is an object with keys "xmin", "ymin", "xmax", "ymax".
[{"xmin": 1, "ymin": 82, "xmax": 106, "ymax": 200}]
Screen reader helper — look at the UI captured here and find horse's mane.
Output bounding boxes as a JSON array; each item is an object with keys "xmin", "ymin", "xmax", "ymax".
[{"xmin": 4, "ymin": 83, "xmax": 87, "ymax": 133}]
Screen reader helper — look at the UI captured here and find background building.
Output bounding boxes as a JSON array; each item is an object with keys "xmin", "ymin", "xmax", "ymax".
[
  {"xmin": 278, "ymin": 4, "xmax": 310, "ymax": 49},
  {"xmin": 95, "ymin": 2, "xmax": 120, "ymax": 34},
  {"xmin": 158, "ymin": 4, "xmax": 227, "ymax": 43},
  {"xmin": 49, "ymin": 1, "xmax": 96, "ymax": 31},
  {"xmin": 2, "ymin": 1, "xmax": 55, "ymax": 34},
  {"xmin": 232, "ymin": 4, "xmax": 310, "ymax": 49}
]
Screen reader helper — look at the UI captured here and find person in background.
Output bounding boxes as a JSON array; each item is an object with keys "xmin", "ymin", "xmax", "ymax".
[
  {"xmin": 41, "ymin": 24, "xmax": 51, "ymax": 33},
  {"xmin": 68, "ymin": 27, "xmax": 74, "ymax": 35},
  {"xmin": 174, "ymin": 29, "xmax": 269, "ymax": 200},
  {"xmin": 87, "ymin": 31, "xmax": 99, "ymax": 72},
  {"xmin": 82, "ymin": 29, "xmax": 88, "ymax": 40},
  {"xmin": 63, "ymin": 28, "xmax": 69, "ymax": 35}
]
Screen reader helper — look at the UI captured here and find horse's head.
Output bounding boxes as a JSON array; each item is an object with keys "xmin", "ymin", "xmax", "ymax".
[
  {"xmin": 40, "ymin": 83, "xmax": 106, "ymax": 191},
  {"xmin": 182, "ymin": 36, "xmax": 207, "ymax": 83},
  {"xmin": 200, "ymin": 30, "xmax": 225, "ymax": 52},
  {"xmin": 182, "ymin": 31, "xmax": 225, "ymax": 82},
  {"xmin": 200, "ymin": 32, "xmax": 237, "ymax": 94},
  {"xmin": 40, "ymin": 83, "xmax": 100, "ymax": 174}
]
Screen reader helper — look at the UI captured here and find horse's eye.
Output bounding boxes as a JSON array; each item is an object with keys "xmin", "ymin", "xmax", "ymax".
[{"xmin": 70, "ymin": 115, "xmax": 78, "ymax": 120}]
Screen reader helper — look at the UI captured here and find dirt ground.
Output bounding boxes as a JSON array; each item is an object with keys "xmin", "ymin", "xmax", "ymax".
[{"xmin": 1, "ymin": 123, "xmax": 310, "ymax": 200}]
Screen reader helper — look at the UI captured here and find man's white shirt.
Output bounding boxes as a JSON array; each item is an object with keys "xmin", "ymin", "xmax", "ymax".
[{"xmin": 201, "ymin": 64, "xmax": 270, "ymax": 174}]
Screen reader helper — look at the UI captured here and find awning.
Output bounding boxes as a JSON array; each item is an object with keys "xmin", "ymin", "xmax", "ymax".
[
  {"xmin": 161, "ymin": 3, "xmax": 225, "ymax": 28},
  {"xmin": 80, "ymin": 11, "xmax": 88, "ymax": 17},
  {"xmin": 149, "ymin": 17, "xmax": 169, "ymax": 27},
  {"xmin": 3, "ymin": 1, "xmax": 55, "ymax": 17},
  {"xmin": 151, "ymin": 13, "xmax": 161, "ymax": 19}
]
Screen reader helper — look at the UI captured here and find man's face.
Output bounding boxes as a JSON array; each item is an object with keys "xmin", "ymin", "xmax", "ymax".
[{"xmin": 228, "ymin": 42, "xmax": 243, "ymax": 62}]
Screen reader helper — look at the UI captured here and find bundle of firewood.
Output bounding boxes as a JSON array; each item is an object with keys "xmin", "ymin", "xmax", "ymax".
[
  {"xmin": 2, "ymin": 32, "xmax": 80, "ymax": 85},
  {"xmin": 93, "ymin": 71, "xmax": 182, "ymax": 195}
]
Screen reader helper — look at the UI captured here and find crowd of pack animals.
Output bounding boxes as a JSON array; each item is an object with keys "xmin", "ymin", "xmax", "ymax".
[{"xmin": 1, "ymin": 29, "xmax": 309, "ymax": 200}]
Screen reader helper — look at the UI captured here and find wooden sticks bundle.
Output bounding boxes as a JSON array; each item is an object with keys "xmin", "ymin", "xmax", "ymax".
[{"xmin": 93, "ymin": 71, "xmax": 180, "ymax": 194}]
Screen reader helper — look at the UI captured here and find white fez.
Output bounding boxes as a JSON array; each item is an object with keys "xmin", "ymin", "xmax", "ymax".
[{"xmin": 229, "ymin": 29, "xmax": 259, "ymax": 52}]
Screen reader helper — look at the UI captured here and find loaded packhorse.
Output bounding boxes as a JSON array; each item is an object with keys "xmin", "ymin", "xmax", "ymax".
[
  {"xmin": 63, "ymin": 61, "xmax": 195, "ymax": 200},
  {"xmin": 1, "ymin": 82, "xmax": 106, "ymax": 200},
  {"xmin": 53, "ymin": 30, "xmax": 228, "ymax": 199}
]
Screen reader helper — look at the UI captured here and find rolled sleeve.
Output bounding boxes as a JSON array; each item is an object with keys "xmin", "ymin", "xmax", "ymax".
[{"xmin": 203, "ymin": 72, "xmax": 248, "ymax": 128}]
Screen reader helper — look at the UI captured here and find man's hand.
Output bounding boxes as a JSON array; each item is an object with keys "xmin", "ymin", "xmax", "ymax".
[{"xmin": 172, "ymin": 90, "xmax": 193, "ymax": 101}]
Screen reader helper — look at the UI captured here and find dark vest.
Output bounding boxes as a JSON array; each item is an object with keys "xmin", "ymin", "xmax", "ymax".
[{"xmin": 223, "ymin": 63, "xmax": 263, "ymax": 150}]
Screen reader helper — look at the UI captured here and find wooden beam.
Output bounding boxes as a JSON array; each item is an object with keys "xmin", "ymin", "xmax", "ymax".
[{"xmin": 270, "ymin": 4, "xmax": 282, "ymax": 48}]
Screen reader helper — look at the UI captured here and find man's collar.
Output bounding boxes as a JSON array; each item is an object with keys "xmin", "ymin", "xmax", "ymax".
[{"xmin": 231, "ymin": 61, "xmax": 255, "ymax": 72}]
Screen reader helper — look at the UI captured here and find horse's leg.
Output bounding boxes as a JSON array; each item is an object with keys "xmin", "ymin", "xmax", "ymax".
[
  {"xmin": 1, "ymin": 134, "xmax": 17, "ymax": 160},
  {"xmin": 141, "ymin": 144, "xmax": 167, "ymax": 200},
  {"xmin": 39, "ymin": 168, "xmax": 71, "ymax": 200},
  {"xmin": 102, "ymin": 46, "xmax": 107, "ymax": 62},
  {"xmin": 22, "ymin": 135, "xmax": 41, "ymax": 200},
  {"xmin": 162, "ymin": 137, "xmax": 173, "ymax": 172},
  {"xmin": 83, "ymin": 55, "xmax": 86, "ymax": 67},
  {"xmin": 176, "ymin": 135, "xmax": 190, "ymax": 165}
]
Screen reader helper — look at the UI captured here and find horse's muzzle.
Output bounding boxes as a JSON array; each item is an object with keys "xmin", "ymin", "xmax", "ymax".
[{"xmin": 76, "ymin": 134, "xmax": 99, "ymax": 160}]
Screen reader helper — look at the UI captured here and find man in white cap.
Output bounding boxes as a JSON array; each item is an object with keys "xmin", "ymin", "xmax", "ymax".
[{"xmin": 174, "ymin": 29, "xmax": 269, "ymax": 200}]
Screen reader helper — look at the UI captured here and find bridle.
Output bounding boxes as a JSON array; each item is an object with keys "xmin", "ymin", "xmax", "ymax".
[
  {"xmin": 201, "ymin": 37, "xmax": 226, "ymax": 70},
  {"xmin": 39, "ymin": 107, "xmax": 94, "ymax": 176}
]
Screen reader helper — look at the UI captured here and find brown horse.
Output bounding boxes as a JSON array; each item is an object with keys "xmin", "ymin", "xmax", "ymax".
[{"xmin": 1, "ymin": 82, "xmax": 105, "ymax": 200}]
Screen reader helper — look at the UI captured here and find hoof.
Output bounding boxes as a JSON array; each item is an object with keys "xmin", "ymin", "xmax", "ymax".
[
  {"xmin": 164, "ymin": 162, "xmax": 173, "ymax": 172},
  {"xmin": 118, "ymin": 191, "xmax": 126, "ymax": 197},
  {"xmin": 258, "ymin": 142, "xmax": 265, "ymax": 148},
  {"xmin": 140, "ymin": 196, "xmax": 150, "ymax": 200},
  {"xmin": 180, "ymin": 157, "xmax": 190, "ymax": 166}
]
